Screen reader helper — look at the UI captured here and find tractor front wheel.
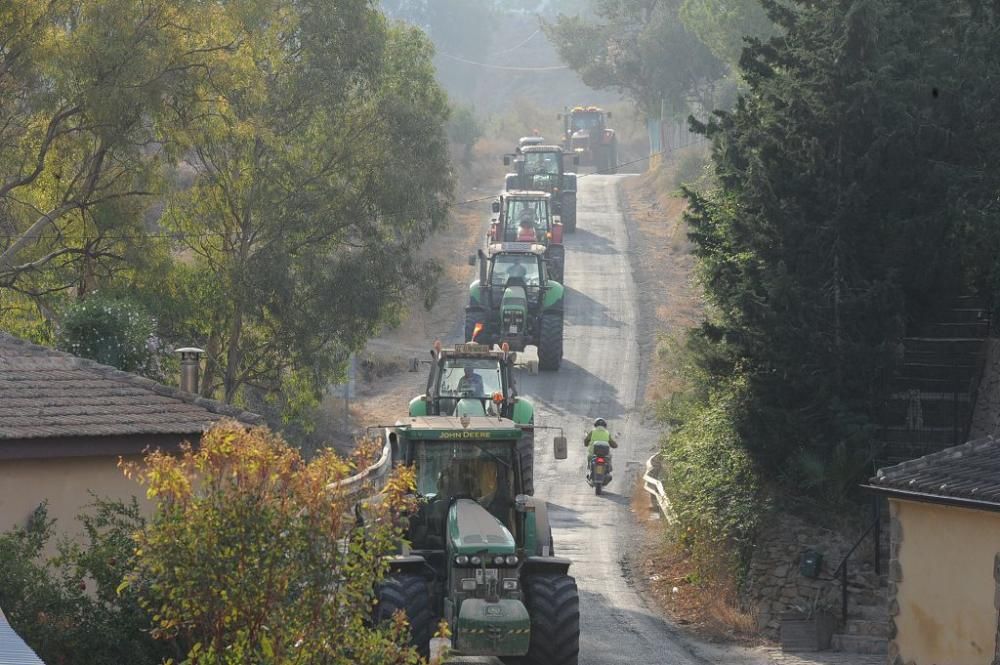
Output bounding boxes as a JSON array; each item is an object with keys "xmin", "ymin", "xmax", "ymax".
[
  {"xmin": 537, "ymin": 312, "xmax": 563, "ymax": 371},
  {"xmin": 375, "ymin": 573, "xmax": 433, "ymax": 656},
  {"xmin": 521, "ymin": 574, "xmax": 580, "ymax": 665}
]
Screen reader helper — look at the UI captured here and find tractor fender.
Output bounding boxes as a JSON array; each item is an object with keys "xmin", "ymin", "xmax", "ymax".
[
  {"xmin": 520, "ymin": 556, "xmax": 572, "ymax": 577},
  {"xmin": 408, "ymin": 395, "xmax": 428, "ymax": 417},
  {"xmin": 541, "ymin": 281, "xmax": 564, "ymax": 310},
  {"xmin": 386, "ymin": 554, "xmax": 433, "ymax": 577},
  {"xmin": 505, "ymin": 173, "xmax": 518, "ymax": 190},
  {"xmin": 469, "ymin": 281, "xmax": 484, "ymax": 306},
  {"xmin": 512, "ymin": 397, "xmax": 534, "ymax": 425}
]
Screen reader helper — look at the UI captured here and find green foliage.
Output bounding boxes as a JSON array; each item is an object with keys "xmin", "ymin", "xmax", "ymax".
[
  {"xmin": 57, "ymin": 293, "xmax": 154, "ymax": 372},
  {"xmin": 0, "ymin": 499, "xmax": 171, "ymax": 665},
  {"xmin": 660, "ymin": 373, "xmax": 765, "ymax": 575},
  {"xmin": 125, "ymin": 422, "xmax": 422, "ymax": 665},
  {"xmin": 679, "ymin": 0, "xmax": 776, "ymax": 67}
]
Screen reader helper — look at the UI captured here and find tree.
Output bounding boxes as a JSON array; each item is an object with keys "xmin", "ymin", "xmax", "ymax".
[
  {"xmin": 124, "ymin": 422, "xmax": 421, "ymax": 665},
  {"xmin": 681, "ymin": 0, "xmax": 999, "ymax": 494},
  {"xmin": 543, "ymin": 0, "xmax": 725, "ymax": 118},
  {"xmin": 0, "ymin": 0, "xmax": 231, "ymax": 306},
  {"xmin": 447, "ymin": 103, "xmax": 483, "ymax": 165},
  {"xmin": 679, "ymin": 0, "xmax": 776, "ymax": 68},
  {"xmin": 162, "ymin": 1, "xmax": 452, "ymax": 411},
  {"xmin": 56, "ymin": 293, "xmax": 155, "ymax": 373}
]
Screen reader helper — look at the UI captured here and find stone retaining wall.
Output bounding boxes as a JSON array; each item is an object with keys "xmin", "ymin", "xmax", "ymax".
[{"xmin": 744, "ymin": 511, "xmax": 867, "ymax": 636}]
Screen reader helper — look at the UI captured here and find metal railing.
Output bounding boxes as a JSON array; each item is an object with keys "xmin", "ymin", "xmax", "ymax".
[
  {"xmin": 327, "ymin": 438, "xmax": 393, "ymax": 497},
  {"xmin": 642, "ymin": 453, "xmax": 675, "ymax": 524},
  {"xmin": 830, "ymin": 499, "xmax": 882, "ymax": 623}
]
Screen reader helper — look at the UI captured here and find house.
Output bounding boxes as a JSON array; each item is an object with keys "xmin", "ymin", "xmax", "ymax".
[
  {"xmin": 0, "ymin": 332, "xmax": 261, "ymax": 539},
  {"xmin": 866, "ymin": 436, "xmax": 1000, "ymax": 665}
]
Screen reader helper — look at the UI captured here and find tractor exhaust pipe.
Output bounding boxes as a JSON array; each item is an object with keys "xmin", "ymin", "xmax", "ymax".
[{"xmin": 478, "ymin": 249, "xmax": 487, "ymax": 286}]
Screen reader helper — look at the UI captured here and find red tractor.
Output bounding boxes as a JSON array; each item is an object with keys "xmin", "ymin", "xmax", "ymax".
[{"xmin": 559, "ymin": 106, "xmax": 617, "ymax": 174}]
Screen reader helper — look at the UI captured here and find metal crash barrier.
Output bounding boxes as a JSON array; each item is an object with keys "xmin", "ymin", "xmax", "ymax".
[{"xmin": 642, "ymin": 453, "xmax": 675, "ymax": 524}]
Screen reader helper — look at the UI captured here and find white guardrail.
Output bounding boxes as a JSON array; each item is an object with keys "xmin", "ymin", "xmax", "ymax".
[
  {"xmin": 327, "ymin": 438, "xmax": 393, "ymax": 497},
  {"xmin": 642, "ymin": 453, "xmax": 675, "ymax": 524}
]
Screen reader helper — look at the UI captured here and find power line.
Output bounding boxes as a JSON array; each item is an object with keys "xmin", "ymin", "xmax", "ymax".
[{"xmin": 436, "ymin": 51, "xmax": 568, "ymax": 72}]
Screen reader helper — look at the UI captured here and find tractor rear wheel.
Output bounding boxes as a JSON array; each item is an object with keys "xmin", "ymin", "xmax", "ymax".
[
  {"xmin": 375, "ymin": 574, "xmax": 433, "ymax": 656},
  {"xmin": 465, "ymin": 307, "xmax": 485, "ymax": 344},
  {"xmin": 561, "ymin": 193, "xmax": 577, "ymax": 232},
  {"xmin": 537, "ymin": 312, "xmax": 563, "ymax": 371},
  {"xmin": 521, "ymin": 574, "xmax": 580, "ymax": 665},
  {"xmin": 607, "ymin": 143, "xmax": 618, "ymax": 175}
]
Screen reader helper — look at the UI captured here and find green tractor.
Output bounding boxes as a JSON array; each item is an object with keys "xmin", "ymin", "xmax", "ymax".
[
  {"xmin": 503, "ymin": 145, "xmax": 579, "ymax": 232},
  {"xmin": 466, "ymin": 243, "xmax": 564, "ymax": 371},
  {"xmin": 408, "ymin": 341, "xmax": 538, "ymax": 495},
  {"xmin": 373, "ymin": 417, "xmax": 579, "ymax": 664}
]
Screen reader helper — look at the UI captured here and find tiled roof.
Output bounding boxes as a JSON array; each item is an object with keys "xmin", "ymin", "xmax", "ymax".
[
  {"xmin": 869, "ymin": 436, "xmax": 1000, "ymax": 506},
  {"xmin": 0, "ymin": 332, "xmax": 262, "ymax": 440},
  {"xmin": 0, "ymin": 608, "xmax": 46, "ymax": 665}
]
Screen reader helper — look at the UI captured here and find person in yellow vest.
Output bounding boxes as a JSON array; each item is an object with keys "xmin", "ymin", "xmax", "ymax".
[{"xmin": 583, "ymin": 417, "xmax": 618, "ymax": 459}]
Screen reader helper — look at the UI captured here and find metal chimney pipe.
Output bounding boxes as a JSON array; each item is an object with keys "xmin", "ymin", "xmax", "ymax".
[{"xmin": 175, "ymin": 347, "xmax": 205, "ymax": 394}]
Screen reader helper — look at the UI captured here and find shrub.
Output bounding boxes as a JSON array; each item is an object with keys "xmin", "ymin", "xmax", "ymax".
[{"xmin": 57, "ymin": 294, "xmax": 155, "ymax": 373}]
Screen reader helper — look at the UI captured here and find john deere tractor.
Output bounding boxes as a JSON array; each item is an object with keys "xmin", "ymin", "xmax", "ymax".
[
  {"xmin": 558, "ymin": 106, "xmax": 617, "ymax": 174},
  {"xmin": 488, "ymin": 190, "xmax": 565, "ymax": 282},
  {"xmin": 373, "ymin": 417, "xmax": 579, "ymax": 664},
  {"xmin": 503, "ymin": 145, "xmax": 578, "ymax": 232},
  {"xmin": 466, "ymin": 243, "xmax": 564, "ymax": 370},
  {"xmin": 408, "ymin": 341, "xmax": 538, "ymax": 495}
]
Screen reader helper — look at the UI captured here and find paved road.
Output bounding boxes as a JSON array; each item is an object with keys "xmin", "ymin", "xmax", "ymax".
[{"xmin": 447, "ymin": 175, "xmax": 707, "ymax": 664}]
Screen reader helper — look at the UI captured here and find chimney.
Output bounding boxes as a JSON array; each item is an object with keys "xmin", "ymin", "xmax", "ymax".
[{"xmin": 175, "ymin": 347, "xmax": 204, "ymax": 394}]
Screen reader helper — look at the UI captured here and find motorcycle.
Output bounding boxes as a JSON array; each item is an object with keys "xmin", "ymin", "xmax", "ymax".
[{"xmin": 586, "ymin": 441, "xmax": 613, "ymax": 495}]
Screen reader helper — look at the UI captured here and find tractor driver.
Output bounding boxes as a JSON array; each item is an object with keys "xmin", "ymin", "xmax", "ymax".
[
  {"xmin": 505, "ymin": 256, "xmax": 529, "ymax": 282},
  {"xmin": 517, "ymin": 209, "xmax": 538, "ymax": 242},
  {"xmin": 457, "ymin": 366, "xmax": 485, "ymax": 396}
]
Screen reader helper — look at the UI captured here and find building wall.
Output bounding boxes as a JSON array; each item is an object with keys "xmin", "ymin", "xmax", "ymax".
[
  {"xmin": 0, "ymin": 455, "xmax": 149, "ymax": 541},
  {"xmin": 892, "ymin": 499, "xmax": 1000, "ymax": 665}
]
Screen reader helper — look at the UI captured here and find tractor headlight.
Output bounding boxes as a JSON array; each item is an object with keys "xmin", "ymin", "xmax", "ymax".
[
  {"xmin": 470, "ymin": 556, "xmax": 482, "ymax": 566},
  {"xmin": 502, "ymin": 579, "xmax": 519, "ymax": 591},
  {"xmin": 494, "ymin": 555, "xmax": 506, "ymax": 566},
  {"xmin": 505, "ymin": 555, "xmax": 519, "ymax": 566},
  {"xmin": 455, "ymin": 555, "xmax": 469, "ymax": 566}
]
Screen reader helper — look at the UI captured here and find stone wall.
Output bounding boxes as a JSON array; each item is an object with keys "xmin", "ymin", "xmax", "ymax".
[
  {"xmin": 744, "ymin": 511, "xmax": 870, "ymax": 637},
  {"xmin": 970, "ymin": 339, "xmax": 1000, "ymax": 440}
]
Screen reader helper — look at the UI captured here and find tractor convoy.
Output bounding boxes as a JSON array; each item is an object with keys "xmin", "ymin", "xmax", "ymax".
[{"xmin": 366, "ymin": 112, "xmax": 612, "ymax": 664}]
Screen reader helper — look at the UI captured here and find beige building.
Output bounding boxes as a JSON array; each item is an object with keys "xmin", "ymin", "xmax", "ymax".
[
  {"xmin": 0, "ymin": 332, "xmax": 260, "ymax": 540},
  {"xmin": 868, "ymin": 437, "xmax": 1000, "ymax": 665}
]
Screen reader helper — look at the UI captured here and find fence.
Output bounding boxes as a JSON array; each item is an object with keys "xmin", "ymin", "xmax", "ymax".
[{"xmin": 642, "ymin": 453, "xmax": 675, "ymax": 523}]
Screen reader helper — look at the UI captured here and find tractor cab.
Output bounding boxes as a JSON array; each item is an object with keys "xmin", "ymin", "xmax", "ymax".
[
  {"xmin": 503, "ymin": 145, "xmax": 578, "ymax": 232},
  {"xmin": 375, "ymin": 417, "xmax": 577, "ymax": 662},
  {"xmin": 489, "ymin": 191, "xmax": 564, "ymax": 281}
]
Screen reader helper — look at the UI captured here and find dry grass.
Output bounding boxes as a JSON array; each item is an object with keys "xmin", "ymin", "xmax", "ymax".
[{"xmin": 632, "ymin": 480, "xmax": 761, "ymax": 645}]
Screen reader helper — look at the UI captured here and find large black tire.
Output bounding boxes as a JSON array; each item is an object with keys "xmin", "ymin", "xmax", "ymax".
[
  {"xmin": 561, "ymin": 193, "xmax": 577, "ymax": 233},
  {"xmin": 375, "ymin": 574, "xmax": 433, "ymax": 656},
  {"xmin": 608, "ymin": 142, "xmax": 618, "ymax": 175},
  {"xmin": 522, "ymin": 574, "xmax": 580, "ymax": 665},
  {"xmin": 465, "ymin": 307, "xmax": 485, "ymax": 344},
  {"xmin": 537, "ymin": 312, "xmax": 563, "ymax": 371},
  {"xmin": 518, "ymin": 421, "xmax": 535, "ymax": 496},
  {"xmin": 595, "ymin": 482, "xmax": 602, "ymax": 496}
]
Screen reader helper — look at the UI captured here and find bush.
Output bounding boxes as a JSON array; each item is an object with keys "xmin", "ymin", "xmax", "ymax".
[
  {"xmin": 660, "ymin": 374, "xmax": 766, "ymax": 577},
  {"xmin": 57, "ymin": 294, "xmax": 155, "ymax": 373},
  {"xmin": 0, "ymin": 499, "xmax": 170, "ymax": 665},
  {"xmin": 123, "ymin": 422, "xmax": 422, "ymax": 665}
]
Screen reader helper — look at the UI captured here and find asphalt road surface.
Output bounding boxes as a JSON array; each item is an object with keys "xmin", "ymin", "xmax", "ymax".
[{"xmin": 450, "ymin": 175, "xmax": 706, "ymax": 664}]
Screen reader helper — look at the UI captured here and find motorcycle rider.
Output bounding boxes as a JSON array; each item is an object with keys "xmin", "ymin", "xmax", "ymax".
[{"xmin": 583, "ymin": 418, "xmax": 618, "ymax": 477}]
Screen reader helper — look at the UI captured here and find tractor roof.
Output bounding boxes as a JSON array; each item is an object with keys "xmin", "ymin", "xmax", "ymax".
[
  {"xmin": 487, "ymin": 242, "xmax": 547, "ymax": 256},
  {"xmin": 502, "ymin": 190, "xmax": 551, "ymax": 200},
  {"xmin": 518, "ymin": 136, "xmax": 544, "ymax": 146},
  {"xmin": 438, "ymin": 342, "xmax": 507, "ymax": 360},
  {"xmin": 395, "ymin": 416, "xmax": 523, "ymax": 440},
  {"xmin": 570, "ymin": 106, "xmax": 604, "ymax": 113},
  {"xmin": 520, "ymin": 144, "xmax": 565, "ymax": 154}
]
